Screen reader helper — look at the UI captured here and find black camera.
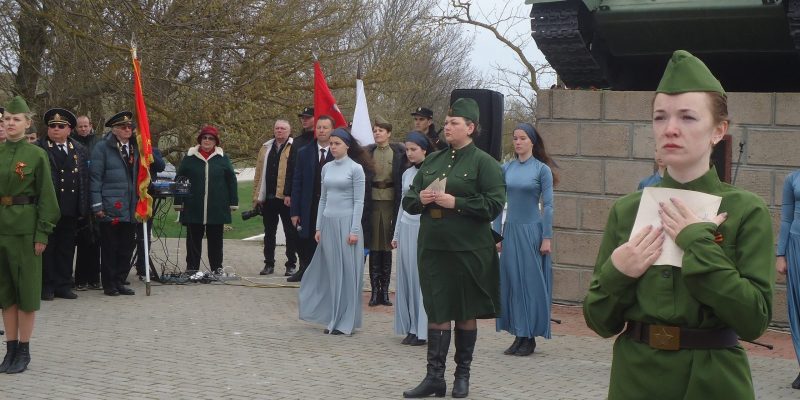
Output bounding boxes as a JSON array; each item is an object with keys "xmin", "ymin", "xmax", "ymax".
[{"xmin": 241, "ymin": 206, "xmax": 262, "ymax": 221}]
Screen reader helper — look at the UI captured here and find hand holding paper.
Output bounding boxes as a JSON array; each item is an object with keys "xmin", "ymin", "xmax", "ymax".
[
  {"xmin": 631, "ymin": 187, "xmax": 723, "ymax": 267},
  {"xmin": 611, "ymin": 225, "xmax": 665, "ymax": 278},
  {"xmin": 659, "ymin": 197, "xmax": 727, "ymax": 241}
]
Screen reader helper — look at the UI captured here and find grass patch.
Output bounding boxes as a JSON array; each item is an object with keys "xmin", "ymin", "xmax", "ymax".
[{"xmin": 150, "ymin": 180, "xmax": 263, "ymax": 239}]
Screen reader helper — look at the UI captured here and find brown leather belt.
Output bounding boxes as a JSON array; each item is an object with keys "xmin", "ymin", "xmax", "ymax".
[
  {"xmin": 0, "ymin": 196, "xmax": 37, "ymax": 206},
  {"xmin": 428, "ymin": 208, "xmax": 457, "ymax": 219},
  {"xmin": 371, "ymin": 181, "xmax": 393, "ymax": 189},
  {"xmin": 624, "ymin": 321, "xmax": 739, "ymax": 351}
]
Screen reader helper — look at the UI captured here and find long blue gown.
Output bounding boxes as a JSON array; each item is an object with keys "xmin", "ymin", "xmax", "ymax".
[
  {"xmin": 298, "ymin": 156, "xmax": 366, "ymax": 335},
  {"xmin": 778, "ymin": 170, "xmax": 800, "ymax": 363},
  {"xmin": 493, "ymin": 157, "xmax": 554, "ymax": 338},
  {"xmin": 392, "ymin": 166, "xmax": 428, "ymax": 340}
]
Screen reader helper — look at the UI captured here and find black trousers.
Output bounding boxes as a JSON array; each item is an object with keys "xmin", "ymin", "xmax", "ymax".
[
  {"xmin": 42, "ymin": 216, "xmax": 78, "ymax": 294},
  {"xmin": 185, "ymin": 223, "xmax": 223, "ymax": 272},
  {"xmin": 261, "ymin": 198, "xmax": 298, "ymax": 267},
  {"xmin": 99, "ymin": 221, "xmax": 137, "ymax": 290},
  {"xmin": 296, "ymin": 236, "xmax": 317, "ymax": 271},
  {"xmin": 74, "ymin": 217, "xmax": 101, "ymax": 285}
]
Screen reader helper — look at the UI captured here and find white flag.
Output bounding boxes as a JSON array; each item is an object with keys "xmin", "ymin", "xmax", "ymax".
[{"xmin": 351, "ymin": 79, "xmax": 374, "ymax": 145}]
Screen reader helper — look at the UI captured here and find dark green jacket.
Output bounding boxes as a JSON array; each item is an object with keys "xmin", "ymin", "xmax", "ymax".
[
  {"xmin": 174, "ymin": 146, "xmax": 238, "ymax": 225},
  {"xmin": 0, "ymin": 139, "xmax": 60, "ymax": 243},
  {"xmin": 583, "ymin": 168, "xmax": 774, "ymax": 399},
  {"xmin": 402, "ymin": 142, "xmax": 505, "ymax": 250}
]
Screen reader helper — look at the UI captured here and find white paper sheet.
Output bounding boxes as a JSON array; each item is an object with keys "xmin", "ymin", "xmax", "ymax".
[{"xmin": 631, "ymin": 187, "xmax": 722, "ymax": 267}]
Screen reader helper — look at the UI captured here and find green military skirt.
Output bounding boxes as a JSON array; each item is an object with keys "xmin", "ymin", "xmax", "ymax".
[
  {"xmin": 0, "ymin": 234, "xmax": 42, "ymax": 312},
  {"xmin": 418, "ymin": 246, "xmax": 500, "ymax": 323},
  {"xmin": 369, "ymin": 200, "xmax": 394, "ymax": 251}
]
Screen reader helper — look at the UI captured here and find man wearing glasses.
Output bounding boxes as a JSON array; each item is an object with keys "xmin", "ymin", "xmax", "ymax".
[
  {"xmin": 36, "ymin": 109, "xmax": 90, "ymax": 301},
  {"xmin": 89, "ymin": 111, "xmax": 139, "ymax": 296}
]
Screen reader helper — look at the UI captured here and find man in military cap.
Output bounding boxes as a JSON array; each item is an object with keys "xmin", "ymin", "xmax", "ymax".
[
  {"xmin": 71, "ymin": 115, "xmax": 103, "ymax": 291},
  {"xmin": 411, "ymin": 107, "xmax": 442, "ymax": 150},
  {"xmin": 293, "ymin": 107, "xmax": 315, "ymax": 151},
  {"xmin": 90, "ymin": 111, "xmax": 139, "ymax": 296},
  {"xmin": 36, "ymin": 109, "xmax": 90, "ymax": 300}
]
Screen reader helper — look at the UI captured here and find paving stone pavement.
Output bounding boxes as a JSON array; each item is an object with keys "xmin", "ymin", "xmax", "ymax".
[{"xmin": 1, "ymin": 238, "xmax": 798, "ymax": 399}]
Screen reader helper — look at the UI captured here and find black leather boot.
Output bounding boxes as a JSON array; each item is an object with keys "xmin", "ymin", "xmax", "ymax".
[
  {"xmin": 503, "ymin": 336, "xmax": 522, "ymax": 355},
  {"xmin": 368, "ymin": 253, "xmax": 381, "ymax": 307},
  {"xmin": 0, "ymin": 340, "xmax": 18, "ymax": 373},
  {"xmin": 452, "ymin": 329, "xmax": 477, "ymax": 398},
  {"xmin": 380, "ymin": 251, "xmax": 393, "ymax": 306},
  {"xmin": 403, "ymin": 329, "xmax": 450, "ymax": 398},
  {"xmin": 515, "ymin": 337, "xmax": 536, "ymax": 357},
  {"xmin": 792, "ymin": 372, "xmax": 800, "ymax": 389},
  {"xmin": 6, "ymin": 341, "xmax": 29, "ymax": 374}
]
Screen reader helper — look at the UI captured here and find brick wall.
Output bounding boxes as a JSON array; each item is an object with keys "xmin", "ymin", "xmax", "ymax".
[{"xmin": 536, "ymin": 89, "xmax": 800, "ymax": 326}]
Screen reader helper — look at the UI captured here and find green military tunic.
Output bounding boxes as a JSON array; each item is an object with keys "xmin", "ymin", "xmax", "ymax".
[
  {"xmin": 0, "ymin": 139, "xmax": 60, "ymax": 312},
  {"xmin": 583, "ymin": 167, "xmax": 774, "ymax": 399},
  {"xmin": 370, "ymin": 145, "xmax": 394, "ymax": 251},
  {"xmin": 402, "ymin": 142, "xmax": 505, "ymax": 323}
]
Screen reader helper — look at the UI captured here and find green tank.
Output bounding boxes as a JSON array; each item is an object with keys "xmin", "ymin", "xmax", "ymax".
[{"xmin": 527, "ymin": 0, "xmax": 800, "ymax": 91}]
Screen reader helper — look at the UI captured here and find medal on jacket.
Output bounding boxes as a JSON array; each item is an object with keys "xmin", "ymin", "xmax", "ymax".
[{"xmin": 15, "ymin": 162, "xmax": 27, "ymax": 181}]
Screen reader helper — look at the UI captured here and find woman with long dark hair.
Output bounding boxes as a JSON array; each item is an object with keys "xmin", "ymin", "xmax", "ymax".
[
  {"xmin": 299, "ymin": 128, "xmax": 372, "ymax": 335},
  {"xmin": 493, "ymin": 123, "xmax": 558, "ymax": 356}
]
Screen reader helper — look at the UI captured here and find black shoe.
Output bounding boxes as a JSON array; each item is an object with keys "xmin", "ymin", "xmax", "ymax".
[
  {"xmin": 88, "ymin": 283, "xmax": 103, "ymax": 290},
  {"xmin": 514, "ymin": 337, "xmax": 535, "ymax": 357},
  {"xmin": 123, "ymin": 280, "xmax": 131, "ymax": 285},
  {"xmin": 104, "ymin": 289, "xmax": 120, "ymax": 296},
  {"xmin": 403, "ymin": 329, "xmax": 450, "ymax": 398},
  {"xmin": 260, "ymin": 265, "xmax": 274, "ymax": 275},
  {"xmin": 330, "ymin": 329, "xmax": 344, "ymax": 335},
  {"xmin": 5, "ymin": 342, "xmax": 29, "ymax": 374},
  {"xmin": 117, "ymin": 286, "xmax": 135, "ymax": 295},
  {"xmin": 409, "ymin": 337, "xmax": 427, "ymax": 346},
  {"xmin": 503, "ymin": 336, "xmax": 523, "ymax": 355},
  {"xmin": 402, "ymin": 333, "xmax": 415, "ymax": 345},
  {"xmin": 452, "ymin": 329, "xmax": 477, "ymax": 398},
  {"xmin": 75, "ymin": 284, "xmax": 88, "ymax": 291},
  {"xmin": 287, "ymin": 270, "xmax": 303, "ymax": 282},
  {"xmin": 0, "ymin": 340, "xmax": 18, "ymax": 373},
  {"xmin": 54, "ymin": 290, "xmax": 78, "ymax": 300},
  {"xmin": 792, "ymin": 373, "xmax": 800, "ymax": 389},
  {"xmin": 284, "ymin": 265, "xmax": 296, "ymax": 276},
  {"xmin": 41, "ymin": 291, "xmax": 54, "ymax": 301}
]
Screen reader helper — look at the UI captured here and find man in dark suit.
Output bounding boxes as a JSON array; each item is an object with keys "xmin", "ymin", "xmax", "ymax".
[
  {"xmin": 287, "ymin": 115, "xmax": 335, "ymax": 282},
  {"xmin": 37, "ymin": 109, "xmax": 90, "ymax": 300}
]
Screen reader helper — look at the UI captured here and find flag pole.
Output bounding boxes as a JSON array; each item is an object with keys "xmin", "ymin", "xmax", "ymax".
[{"xmin": 143, "ymin": 220, "xmax": 151, "ymax": 296}]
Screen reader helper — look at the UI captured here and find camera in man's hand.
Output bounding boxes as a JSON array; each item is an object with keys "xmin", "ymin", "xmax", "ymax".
[{"xmin": 241, "ymin": 205, "xmax": 262, "ymax": 221}]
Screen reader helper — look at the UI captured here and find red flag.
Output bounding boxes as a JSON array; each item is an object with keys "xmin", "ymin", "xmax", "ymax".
[
  {"xmin": 132, "ymin": 48, "xmax": 154, "ymax": 222},
  {"xmin": 314, "ymin": 61, "xmax": 348, "ymax": 130}
]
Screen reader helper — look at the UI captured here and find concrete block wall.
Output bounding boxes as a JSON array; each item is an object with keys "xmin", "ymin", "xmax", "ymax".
[{"xmin": 536, "ymin": 89, "xmax": 800, "ymax": 326}]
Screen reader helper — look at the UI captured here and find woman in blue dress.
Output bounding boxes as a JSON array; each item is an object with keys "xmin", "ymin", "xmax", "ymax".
[
  {"xmin": 391, "ymin": 131, "xmax": 432, "ymax": 346},
  {"xmin": 493, "ymin": 122, "xmax": 559, "ymax": 356},
  {"xmin": 777, "ymin": 170, "xmax": 800, "ymax": 388},
  {"xmin": 298, "ymin": 128, "xmax": 372, "ymax": 335}
]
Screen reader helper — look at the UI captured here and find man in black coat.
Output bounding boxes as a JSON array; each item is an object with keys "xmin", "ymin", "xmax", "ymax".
[
  {"xmin": 412, "ymin": 107, "xmax": 443, "ymax": 150},
  {"xmin": 287, "ymin": 115, "xmax": 334, "ymax": 282},
  {"xmin": 71, "ymin": 115, "xmax": 103, "ymax": 291},
  {"xmin": 292, "ymin": 107, "xmax": 315, "ymax": 152},
  {"xmin": 37, "ymin": 109, "xmax": 90, "ymax": 300}
]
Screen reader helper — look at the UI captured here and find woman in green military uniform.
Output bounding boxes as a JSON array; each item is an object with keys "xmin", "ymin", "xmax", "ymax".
[
  {"xmin": 0, "ymin": 96, "xmax": 60, "ymax": 374},
  {"xmin": 401, "ymin": 98, "xmax": 505, "ymax": 398},
  {"xmin": 583, "ymin": 50, "xmax": 774, "ymax": 399}
]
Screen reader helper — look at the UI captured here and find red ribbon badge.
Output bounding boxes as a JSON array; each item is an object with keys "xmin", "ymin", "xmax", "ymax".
[
  {"xmin": 114, "ymin": 201, "xmax": 122, "ymax": 210},
  {"xmin": 15, "ymin": 162, "xmax": 27, "ymax": 181},
  {"xmin": 111, "ymin": 217, "xmax": 120, "ymax": 226},
  {"xmin": 714, "ymin": 231, "xmax": 724, "ymax": 245}
]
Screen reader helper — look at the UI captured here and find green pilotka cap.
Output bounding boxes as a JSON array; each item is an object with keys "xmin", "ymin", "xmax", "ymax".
[
  {"xmin": 4, "ymin": 96, "xmax": 31, "ymax": 114},
  {"xmin": 448, "ymin": 98, "xmax": 480, "ymax": 124},
  {"xmin": 656, "ymin": 50, "xmax": 725, "ymax": 95}
]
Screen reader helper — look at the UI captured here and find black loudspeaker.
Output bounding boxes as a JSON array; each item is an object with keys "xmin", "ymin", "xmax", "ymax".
[
  {"xmin": 450, "ymin": 89, "xmax": 504, "ymax": 161},
  {"xmin": 711, "ymin": 134, "xmax": 732, "ymax": 183}
]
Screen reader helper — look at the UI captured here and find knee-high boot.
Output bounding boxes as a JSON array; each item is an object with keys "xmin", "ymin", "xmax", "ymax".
[
  {"xmin": 380, "ymin": 250, "xmax": 393, "ymax": 306},
  {"xmin": 452, "ymin": 329, "xmax": 477, "ymax": 398},
  {"xmin": 403, "ymin": 329, "xmax": 450, "ymax": 398},
  {"xmin": 0, "ymin": 340, "xmax": 18, "ymax": 373},
  {"xmin": 368, "ymin": 252, "xmax": 381, "ymax": 307}
]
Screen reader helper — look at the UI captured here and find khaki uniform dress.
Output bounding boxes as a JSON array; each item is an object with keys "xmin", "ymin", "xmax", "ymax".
[
  {"xmin": 583, "ymin": 168, "xmax": 774, "ymax": 399},
  {"xmin": 402, "ymin": 143, "xmax": 505, "ymax": 323},
  {"xmin": 370, "ymin": 145, "xmax": 394, "ymax": 251},
  {"xmin": 0, "ymin": 139, "xmax": 60, "ymax": 311}
]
